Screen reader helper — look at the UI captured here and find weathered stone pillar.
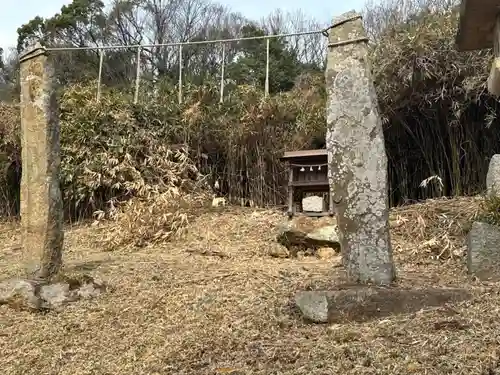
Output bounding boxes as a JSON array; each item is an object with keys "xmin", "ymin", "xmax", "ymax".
[
  {"xmin": 19, "ymin": 42, "xmax": 64, "ymax": 280},
  {"xmin": 325, "ymin": 11, "xmax": 395, "ymax": 285},
  {"xmin": 486, "ymin": 154, "xmax": 500, "ymax": 197}
]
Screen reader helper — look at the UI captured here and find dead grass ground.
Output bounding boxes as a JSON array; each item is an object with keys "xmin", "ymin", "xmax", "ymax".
[{"xmin": 1, "ymin": 197, "xmax": 499, "ymax": 375}]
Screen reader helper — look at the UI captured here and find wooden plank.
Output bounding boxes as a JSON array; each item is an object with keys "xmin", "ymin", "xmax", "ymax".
[
  {"xmin": 302, "ymin": 211, "xmax": 332, "ymax": 217},
  {"xmin": 281, "ymin": 149, "xmax": 327, "ymax": 160},
  {"xmin": 294, "ymin": 211, "xmax": 333, "ymax": 217},
  {"xmin": 455, "ymin": 0, "xmax": 500, "ymax": 51},
  {"xmin": 290, "ymin": 181, "xmax": 329, "ymax": 187}
]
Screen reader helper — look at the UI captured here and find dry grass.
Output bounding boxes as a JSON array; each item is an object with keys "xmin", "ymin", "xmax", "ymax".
[{"xmin": 1, "ymin": 197, "xmax": 500, "ymax": 375}]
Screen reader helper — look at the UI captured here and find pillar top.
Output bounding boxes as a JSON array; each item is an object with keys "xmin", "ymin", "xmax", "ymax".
[
  {"xmin": 19, "ymin": 42, "xmax": 47, "ymax": 63},
  {"xmin": 332, "ymin": 10, "xmax": 361, "ymax": 24}
]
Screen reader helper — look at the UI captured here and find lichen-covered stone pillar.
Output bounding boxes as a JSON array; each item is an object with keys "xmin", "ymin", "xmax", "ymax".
[
  {"xmin": 19, "ymin": 42, "xmax": 64, "ymax": 281},
  {"xmin": 325, "ymin": 11, "xmax": 395, "ymax": 285}
]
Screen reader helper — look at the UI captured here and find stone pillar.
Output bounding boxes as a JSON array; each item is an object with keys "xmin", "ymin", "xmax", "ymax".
[
  {"xmin": 19, "ymin": 42, "xmax": 64, "ymax": 280},
  {"xmin": 486, "ymin": 154, "xmax": 500, "ymax": 197},
  {"xmin": 325, "ymin": 11, "xmax": 395, "ymax": 285}
]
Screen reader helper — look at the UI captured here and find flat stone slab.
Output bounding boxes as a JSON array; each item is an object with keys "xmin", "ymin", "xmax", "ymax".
[
  {"xmin": 456, "ymin": 0, "xmax": 500, "ymax": 51},
  {"xmin": 295, "ymin": 286, "xmax": 471, "ymax": 323}
]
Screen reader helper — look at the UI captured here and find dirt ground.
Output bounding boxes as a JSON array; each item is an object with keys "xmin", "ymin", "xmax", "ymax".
[{"xmin": 1, "ymin": 197, "xmax": 500, "ymax": 375}]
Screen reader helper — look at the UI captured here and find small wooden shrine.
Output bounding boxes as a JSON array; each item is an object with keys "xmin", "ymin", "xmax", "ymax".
[
  {"xmin": 456, "ymin": 0, "xmax": 500, "ymax": 95},
  {"xmin": 280, "ymin": 149, "xmax": 334, "ymax": 217}
]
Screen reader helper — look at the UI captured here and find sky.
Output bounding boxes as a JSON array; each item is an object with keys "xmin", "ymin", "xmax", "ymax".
[{"xmin": 0, "ymin": 0, "xmax": 370, "ymax": 50}]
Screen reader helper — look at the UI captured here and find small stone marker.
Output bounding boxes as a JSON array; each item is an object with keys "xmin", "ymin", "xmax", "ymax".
[
  {"xmin": 302, "ymin": 195, "xmax": 323, "ymax": 212},
  {"xmin": 466, "ymin": 156, "xmax": 500, "ymax": 280},
  {"xmin": 486, "ymin": 154, "xmax": 500, "ymax": 197},
  {"xmin": 467, "ymin": 221, "xmax": 500, "ymax": 280},
  {"xmin": 295, "ymin": 286, "xmax": 471, "ymax": 324},
  {"xmin": 325, "ymin": 11, "xmax": 395, "ymax": 284},
  {"xmin": 19, "ymin": 42, "xmax": 64, "ymax": 280}
]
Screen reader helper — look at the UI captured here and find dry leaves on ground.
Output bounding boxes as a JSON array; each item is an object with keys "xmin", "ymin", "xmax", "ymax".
[{"xmin": 1, "ymin": 197, "xmax": 499, "ymax": 375}]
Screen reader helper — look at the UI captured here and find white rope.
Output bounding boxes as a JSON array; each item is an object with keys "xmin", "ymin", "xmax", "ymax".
[{"xmin": 45, "ymin": 30, "xmax": 325, "ymax": 52}]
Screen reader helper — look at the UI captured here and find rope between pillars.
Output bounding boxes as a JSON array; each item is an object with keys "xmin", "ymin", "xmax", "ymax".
[
  {"xmin": 44, "ymin": 30, "xmax": 324, "ymax": 51},
  {"xmin": 289, "ymin": 163, "xmax": 328, "ymax": 168}
]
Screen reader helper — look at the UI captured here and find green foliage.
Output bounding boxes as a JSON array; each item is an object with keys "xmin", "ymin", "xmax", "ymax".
[
  {"xmin": 226, "ymin": 24, "xmax": 314, "ymax": 93},
  {"xmin": 0, "ymin": 73, "xmax": 325, "ymax": 219},
  {"xmin": 368, "ymin": 8, "xmax": 499, "ymax": 202},
  {"xmin": 17, "ymin": 0, "xmax": 106, "ymax": 52},
  {"xmin": 8, "ymin": 0, "xmax": 500, "ymax": 221},
  {"xmin": 15, "ymin": 0, "xmax": 320, "ymax": 93},
  {"xmin": 17, "ymin": 16, "xmax": 47, "ymax": 51},
  {"xmin": 0, "ymin": 102, "xmax": 20, "ymax": 216},
  {"xmin": 0, "ymin": 48, "xmax": 4, "ymax": 72},
  {"xmin": 477, "ymin": 195, "xmax": 500, "ymax": 227},
  {"xmin": 46, "ymin": 0, "xmax": 105, "ymax": 31}
]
